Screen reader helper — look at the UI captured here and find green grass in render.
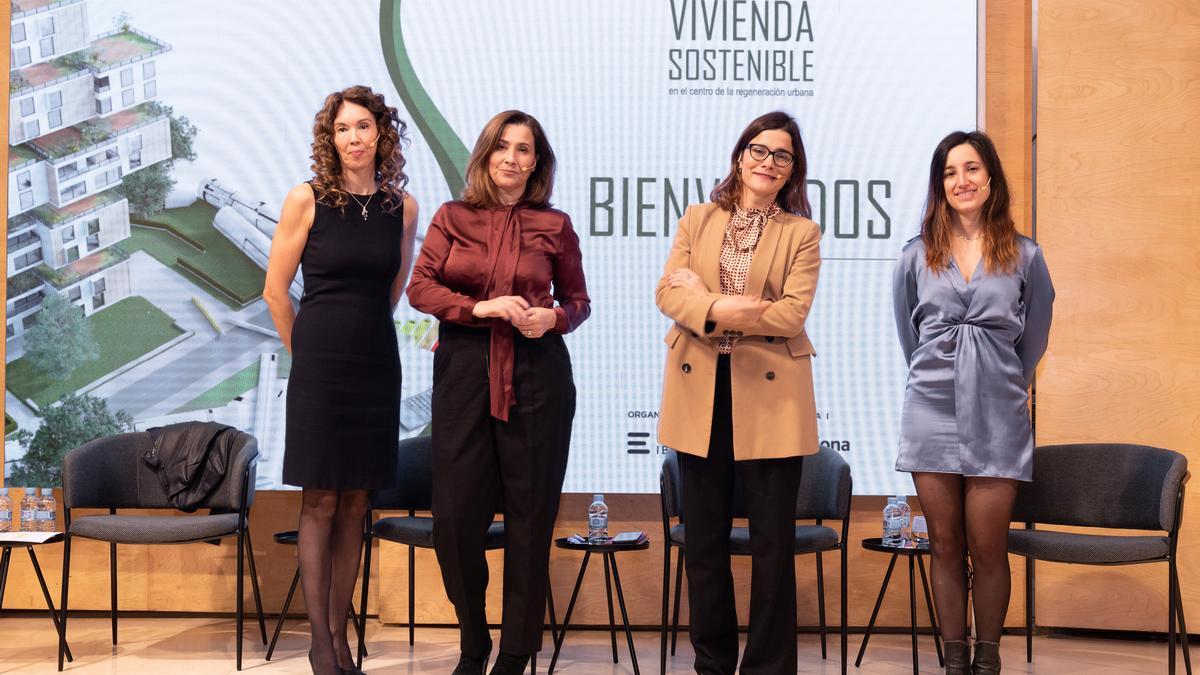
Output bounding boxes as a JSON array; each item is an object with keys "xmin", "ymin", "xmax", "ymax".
[
  {"xmin": 171, "ymin": 360, "xmax": 260, "ymax": 414},
  {"xmin": 171, "ymin": 348, "xmax": 291, "ymax": 414},
  {"xmin": 122, "ymin": 202, "xmax": 266, "ymax": 308},
  {"xmin": 5, "ymin": 296, "xmax": 185, "ymax": 408}
]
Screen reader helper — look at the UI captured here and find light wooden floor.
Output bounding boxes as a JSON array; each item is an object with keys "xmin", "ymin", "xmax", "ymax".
[{"xmin": 0, "ymin": 616, "xmax": 1181, "ymax": 674}]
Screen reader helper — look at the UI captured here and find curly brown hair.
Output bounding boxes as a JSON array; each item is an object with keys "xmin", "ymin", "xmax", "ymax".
[{"xmin": 309, "ymin": 85, "xmax": 409, "ymax": 213}]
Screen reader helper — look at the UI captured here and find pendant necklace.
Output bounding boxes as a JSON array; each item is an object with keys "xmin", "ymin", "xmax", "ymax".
[{"xmin": 348, "ymin": 191, "xmax": 374, "ymax": 221}]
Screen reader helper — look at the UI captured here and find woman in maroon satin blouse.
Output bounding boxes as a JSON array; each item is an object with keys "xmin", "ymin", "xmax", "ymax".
[{"xmin": 407, "ymin": 110, "xmax": 589, "ymax": 675}]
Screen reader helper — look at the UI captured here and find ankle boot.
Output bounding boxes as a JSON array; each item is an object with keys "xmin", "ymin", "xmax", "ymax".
[
  {"xmin": 452, "ymin": 652, "xmax": 489, "ymax": 675},
  {"xmin": 487, "ymin": 651, "xmax": 530, "ymax": 675},
  {"xmin": 972, "ymin": 640, "xmax": 1001, "ymax": 675},
  {"xmin": 943, "ymin": 640, "xmax": 972, "ymax": 675}
]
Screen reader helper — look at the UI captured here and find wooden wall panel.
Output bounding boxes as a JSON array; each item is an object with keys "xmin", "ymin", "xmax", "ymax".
[
  {"xmin": 1034, "ymin": 0, "xmax": 1200, "ymax": 632},
  {"xmin": 984, "ymin": 0, "xmax": 1034, "ymax": 234}
]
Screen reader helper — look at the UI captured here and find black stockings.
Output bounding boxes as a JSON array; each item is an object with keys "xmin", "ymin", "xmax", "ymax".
[
  {"xmin": 298, "ymin": 489, "xmax": 369, "ymax": 674},
  {"xmin": 913, "ymin": 473, "xmax": 1017, "ymax": 643}
]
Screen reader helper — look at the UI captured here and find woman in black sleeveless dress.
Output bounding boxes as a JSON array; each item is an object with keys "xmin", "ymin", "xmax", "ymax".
[{"xmin": 265, "ymin": 85, "xmax": 418, "ymax": 675}]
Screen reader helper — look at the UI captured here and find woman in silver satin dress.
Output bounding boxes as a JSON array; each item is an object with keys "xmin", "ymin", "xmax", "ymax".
[{"xmin": 892, "ymin": 131, "xmax": 1053, "ymax": 675}]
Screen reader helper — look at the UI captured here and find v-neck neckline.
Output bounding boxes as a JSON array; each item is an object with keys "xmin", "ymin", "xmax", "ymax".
[{"xmin": 950, "ymin": 255, "xmax": 983, "ymax": 285}]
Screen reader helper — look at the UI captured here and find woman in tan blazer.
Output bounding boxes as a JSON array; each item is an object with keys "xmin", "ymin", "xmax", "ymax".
[{"xmin": 656, "ymin": 111, "xmax": 821, "ymax": 675}]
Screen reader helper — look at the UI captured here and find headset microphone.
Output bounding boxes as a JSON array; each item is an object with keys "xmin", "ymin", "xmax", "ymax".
[
  {"xmin": 367, "ymin": 136, "xmax": 379, "ymax": 148},
  {"xmin": 980, "ymin": 178, "xmax": 991, "ymax": 192},
  {"xmin": 521, "ymin": 165, "xmax": 537, "ymax": 172}
]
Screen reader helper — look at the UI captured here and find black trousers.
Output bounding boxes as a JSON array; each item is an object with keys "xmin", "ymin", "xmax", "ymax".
[
  {"xmin": 431, "ymin": 323, "xmax": 575, "ymax": 657},
  {"xmin": 679, "ymin": 354, "xmax": 804, "ymax": 675}
]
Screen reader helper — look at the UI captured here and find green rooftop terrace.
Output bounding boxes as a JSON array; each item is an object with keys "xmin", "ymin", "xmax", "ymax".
[
  {"xmin": 32, "ymin": 191, "xmax": 127, "ymax": 226},
  {"xmin": 8, "ymin": 144, "xmax": 41, "ymax": 170},
  {"xmin": 27, "ymin": 102, "xmax": 166, "ymax": 160},
  {"xmin": 8, "ymin": 269, "xmax": 45, "ymax": 297},
  {"xmin": 10, "ymin": 53, "xmax": 89, "ymax": 92},
  {"xmin": 90, "ymin": 31, "xmax": 168, "ymax": 68},
  {"xmin": 36, "ymin": 245, "xmax": 130, "ymax": 289}
]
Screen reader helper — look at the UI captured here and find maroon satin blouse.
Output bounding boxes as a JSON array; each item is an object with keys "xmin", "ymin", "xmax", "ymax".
[{"xmin": 406, "ymin": 200, "xmax": 590, "ymax": 420}]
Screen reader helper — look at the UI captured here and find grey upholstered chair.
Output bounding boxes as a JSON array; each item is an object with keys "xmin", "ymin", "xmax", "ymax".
[
  {"xmin": 57, "ymin": 430, "xmax": 267, "ymax": 671},
  {"xmin": 355, "ymin": 434, "xmax": 557, "ymax": 672},
  {"xmin": 659, "ymin": 444, "xmax": 853, "ymax": 675},
  {"xmin": 1009, "ymin": 443, "xmax": 1192, "ymax": 674}
]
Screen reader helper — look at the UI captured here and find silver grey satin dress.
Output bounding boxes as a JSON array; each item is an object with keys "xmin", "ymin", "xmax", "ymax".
[{"xmin": 892, "ymin": 234, "xmax": 1054, "ymax": 481}]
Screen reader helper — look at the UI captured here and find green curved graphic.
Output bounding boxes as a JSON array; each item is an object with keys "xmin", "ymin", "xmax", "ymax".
[{"xmin": 380, "ymin": 0, "xmax": 470, "ymax": 196}]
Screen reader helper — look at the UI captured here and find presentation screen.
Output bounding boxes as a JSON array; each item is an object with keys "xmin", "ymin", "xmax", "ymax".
[{"xmin": 4, "ymin": 0, "xmax": 978, "ymax": 495}]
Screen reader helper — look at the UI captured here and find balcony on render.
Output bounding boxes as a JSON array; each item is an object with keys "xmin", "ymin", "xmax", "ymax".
[
  {"xmin": 35, "ymin": 245, "xmax": 129, "ymax": 291},
  {"xmin": 9, "ymin": 50, "xmax": 90, "ymax": 97},
  {"xmin": 7, "ymin": 214, "xmax": 43, "ymax": 255},
  {"xmin": 88, "ymin": 29, "xmax": 170, "ymax": 72},
  {"xmin": 26, "ymin": 102, "xmax": 167, "ymax": 172},
  {"xmin": 31, "ymin": 190, "xmax": 126, "ymax": 230},
  {"xmin": 7, "ymin": 269, "xmax": 46, "ymax": 300},
  {"xmin": 11, "ymin": 0, "xmax": 85, "ymax": 18},
  {"xmin": 9, "ymin": 144, "xmax": 41, "ymax": 174},
  {"xmin": 7, "ymin": 212, "xmax": 44, "ymax": 236}
]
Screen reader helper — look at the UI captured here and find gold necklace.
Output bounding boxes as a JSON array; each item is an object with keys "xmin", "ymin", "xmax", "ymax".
[{"xmin": 951, "ymin": 231, "xmax": 983, "ymax": 242}]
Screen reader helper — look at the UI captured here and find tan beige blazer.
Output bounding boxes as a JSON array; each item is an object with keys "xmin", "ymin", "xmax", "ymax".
[{"xmin": 656, "ymin": 202, "xmax": 821, "ymax": 460}]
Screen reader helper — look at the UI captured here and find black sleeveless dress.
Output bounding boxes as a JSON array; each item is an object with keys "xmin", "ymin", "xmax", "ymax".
[{"xmin": 283, "ymin": 187, "xmax": 402, "ymax": 489}]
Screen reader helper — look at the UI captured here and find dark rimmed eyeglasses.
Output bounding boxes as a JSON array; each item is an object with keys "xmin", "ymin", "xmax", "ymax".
[{"xmin": 745, "ymin": 143, "xmax": 795, "ymax": 168}]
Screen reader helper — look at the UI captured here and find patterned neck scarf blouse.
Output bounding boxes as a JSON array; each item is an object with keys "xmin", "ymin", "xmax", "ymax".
[{"xmin": 717, "ymin": 202, "xmax": 779, "ymax": 354}]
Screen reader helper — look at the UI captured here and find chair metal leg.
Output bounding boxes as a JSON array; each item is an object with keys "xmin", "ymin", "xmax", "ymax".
[
  {"xmin": 854, "ymin": 553, "xmax": 898, "ymax": 667},
  {"xmin": 244, "ymin": 529, "xmax": 268, "ymax": 644},
  {"xmin": 27, "ymin": 548, "xmax": 74, "ymax": 662},
  {"xmin": 58, "ymin": 534, "xmax": 71, "ymax": 672},
  {"xmin": 349, "ymin": 605, "xmax": 366, "ymax": 655},
  {"xmin": 1173, "ymin": 565, "xmax": 1193, "ymax": 675},
  {"xmin": 357, "ymin": 532, "xmax": 374, "ymax": 669},
  {"xmin": 110, "ymin": 541, "xmax": 118, "ymax": 645},
  {"xmin": 603, "ymin": 552, "xmax": 618, "ymax": 663},
  {"xmin": 670, "ymin": 549, "xmax": 684, "ymax": 655},
  {"xmin": 530, "ymin": 651, "xmax": 536, "ymax": 674},
  {"xmin": 408, "ymin": 543, "xmax": 416, "ymax": 646},
  {"xmin": 0, "ymin": 546, "xmax": 11, "ymax": 610},
  {"xmin": 1026, "ymin": 557, "xmax": 1035, "ymax": 663},
  {"xmin": 917, "ymin": 556, "xmax": 943, "ymax": 666},
  {"xmin": 840, "ymin": 544, "xmax": 848, "ymax": 675},
  {"xmin": 660, "ymin": 544, "xmax": 670, "ymax": 675},
  {"xmin": 266, "ymin": 567, "xmax": 300, "ymax": 661},
  {"xmin": 816, "ymin": 550, "xmax": 828, "ymax": 659},
  {"xmin": 1171, "ymin": 557, "xmax": 1180, "ymax": 675},
  {"xmin": 236, "ymin": 529, "xmax": 245, "ymax": 671}
]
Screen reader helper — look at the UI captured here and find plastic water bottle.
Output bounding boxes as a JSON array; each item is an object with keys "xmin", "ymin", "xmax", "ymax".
[
  {"xmin": 895, "ymin": 496, "xmax": 913, "ymax": 544},
  {"xmin": 0, "ymin": 488, "xmax": 12, "ymax": 533},
  {"xmin": 882, "ymin": 497, "xmax": 903, "ymax": 547},
  {"xmin": 20, "ymin": 489, "xmax": 37, "ymax": 532},
  {"xmin": 587, "ymin": 494, "xmax": 609, "ymax": 543},
  {"xmin": 38, "ymin": 488, "xmax": 57, "ymax": 532}
]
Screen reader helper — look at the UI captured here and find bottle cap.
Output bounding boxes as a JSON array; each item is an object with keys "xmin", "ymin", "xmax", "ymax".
[
  {"xmin": 42, "ymin": 488, "xmax": 52, "ymax": 495},
  {"xmin": 887, "ymin": 497, "xmax": 897, "ymax": 505},
  {"xmin": 593, "ymin": 494, "xmax": 604, "ymax": 502},
  {"xmin": 896, "ymin": 495, "xmax": 907, "ymax": 502},
  {"xmin": 0, "ymin": 487, "xmax": 7, "ymax": 495}
]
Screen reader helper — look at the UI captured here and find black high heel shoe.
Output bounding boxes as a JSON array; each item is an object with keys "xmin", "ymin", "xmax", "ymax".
[{"xmin": 488, "ymin": 652, "xmax": 530, "ymax": 675}]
